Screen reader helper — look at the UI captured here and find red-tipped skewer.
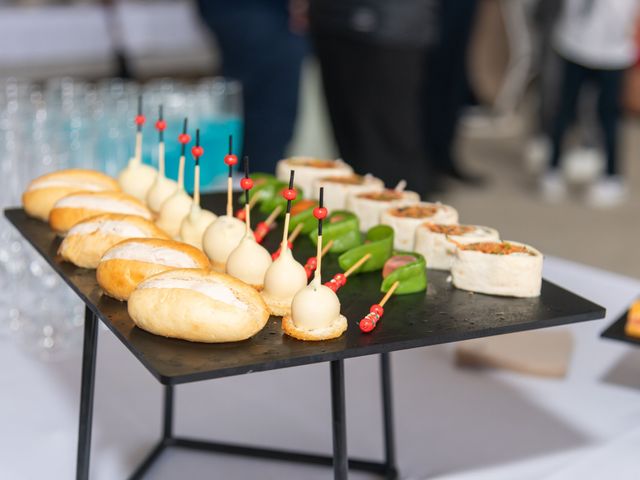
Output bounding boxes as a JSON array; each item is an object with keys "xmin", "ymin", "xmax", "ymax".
[{"xmin": 359, "ymin": 281, "xmax": 400, "ymax": 333}]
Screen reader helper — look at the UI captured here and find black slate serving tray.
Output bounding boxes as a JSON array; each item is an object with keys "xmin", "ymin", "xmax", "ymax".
[
  {"xmin": 4, "ymin": 193, "xmax": 605, "ymax": 385},
  {"xmin": 601, "ymin": 301, "xmax": 640, "ymax": 346}
]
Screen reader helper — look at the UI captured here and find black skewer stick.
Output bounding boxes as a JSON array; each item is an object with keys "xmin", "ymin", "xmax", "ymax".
[
  {"xmin": 286, "ymin": 170, "xmax": 295, "ymax": 214},
  {"xmin": 137, "ymin": 95, "xmax": 143, "ymax": 132},
  {"xmin": 195, "ymin": 129, "xmax": 200, "ymax": 166},
  {"xmin": 318, "ymin": 187, "xmax": 324, "ymax": 236},
  {"xmin": 243, "ymin": 155, "xmax": 250, "ymax": 206},
  {"xmin": 228, "ymin": 135, "xmax": 234, "ymax": 178},
  {"xmin": 180, "ymin": 118, "xmax": 188, "ymax": 156},
  {"xmin": 158, "ymin": 105, "xmax": 164, "ymax": 142}
]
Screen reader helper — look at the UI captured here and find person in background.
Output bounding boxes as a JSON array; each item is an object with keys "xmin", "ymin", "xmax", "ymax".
[
  {"xmin": 196, "ymin": 0, "xmax": 308, "ymax": 172},
  {"xmin": 422, "ymin": 0, "xmax": 483, "ymax": 187},
  {"xmin": 309, "ymin": 0, "xmax": 438, "ymax": 195},
  {"xmin": 540, "ymin": 0, "xmax": 640, "ymax": 207}
]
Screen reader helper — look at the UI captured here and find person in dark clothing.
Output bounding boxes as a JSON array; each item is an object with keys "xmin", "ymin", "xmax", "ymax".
[
  {"xmin": 422, "ymin": 0, "xmax": 483, "ymax": 186},
  {"xmin": 309, "ymin": 0, "xmax": 438, "ymax": 195},
  {"xmin": 196, "ymin": 0, "xmax": 308, "ymax": 172}
]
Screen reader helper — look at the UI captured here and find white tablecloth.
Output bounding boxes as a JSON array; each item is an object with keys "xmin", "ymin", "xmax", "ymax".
[{"xmin": 1, "ymin": 257, "xmax": 639, "ymax": 480}]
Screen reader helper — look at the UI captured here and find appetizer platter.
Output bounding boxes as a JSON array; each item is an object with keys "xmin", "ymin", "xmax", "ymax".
[
  {"xmin": 5, "ymin": 96, "xmax": 608, "ymax": 480},
  {"xmin": 5, "ymin": 183, "xmax": 605, "ymax": 382},
  {"xmin": 602, "ymin": 299, "xmax": 640, "ymax": 346}
]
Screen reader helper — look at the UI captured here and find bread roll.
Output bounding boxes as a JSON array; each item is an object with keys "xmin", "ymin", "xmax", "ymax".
[
  {"xmin": 96, "ymin": 238, "xmax": 210, "ymax": 300},
  {"xmin": 275, "ymin": 157, "xmax": 352, "ymax": 196},
  {"xmin": 381, "ymin": 202, "xmax": 458, "ymax": 250},
  {"xmin": 58, "ymin": 214, "xmax": 170, "ymax": 268},
  {"xmin": 414, "ymin": 223, "xmax": 499, "ymax": 271},
  {"xmin": 346, "ymin": 189, "xmax": 420, "ymax": 232},
  {"xmin": 128, "ymin": 269, "xmax": 270, "ymax": 342},
  {"xmin": 22, "ymin": 169, "xmax": 119, "ymax": 221},
  {"xmin": 49, "ymin": 191, "xmax": 152, "ymax": 234},
  {"xmin": 451, "ymin": 241, "xmax": 543, "ymax": 297},
  {"xmin": 313, "ymin": 174, "xmax": 384, "ymax": 211}
]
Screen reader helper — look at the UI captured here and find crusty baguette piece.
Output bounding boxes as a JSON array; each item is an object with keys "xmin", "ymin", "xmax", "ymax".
[
  {"xmin": 49, "ymin": 191, "xmax": 152, "ymax": 234},
  {"xmin": 22, "ymin": 168, "xmax": 119, "ymax": 221},
  {"xmin": 96, "ymin": 237, "xmax": 209, "ymax": 301},
  {"xmin": 58, "ymin": 213, "xmax": 170, "ymax": 269},
  {"xmin": 128, "ymin": 268, "xmax": 270, "ymax": 342}
]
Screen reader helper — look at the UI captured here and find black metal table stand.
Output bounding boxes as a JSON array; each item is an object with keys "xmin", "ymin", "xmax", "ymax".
[{"xmin": 74, "ymin": 307, "xmax": 398, "ymax": 480}]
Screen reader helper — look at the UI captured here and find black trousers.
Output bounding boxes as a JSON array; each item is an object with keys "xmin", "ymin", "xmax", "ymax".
[
  {"xmin": 422, "ymin": 0, "xmax": 478, "ymax": 172},
  {"xmin": 313, "ymin": 34, "xmax": 431, "ymax": 194},
  {"xmin": 550, "ymin": 58, "xmax": 625, "ymax": 176},
  {"xmin": 197, "ymin": 0, "xmax": 308, "ymax": 172}
]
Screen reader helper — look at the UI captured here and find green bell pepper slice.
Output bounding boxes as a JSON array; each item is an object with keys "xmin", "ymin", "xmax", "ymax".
[
  {"xmin": 381, "ymin": 251, "xmax": 427, "ymax": 295},
  {"xmin": 337, "ymin": 225, "xmax": 393, "ymax": 273},
  {"xmin": 308, "ymin": 210, "xmax": 362, "ymax": 253}
]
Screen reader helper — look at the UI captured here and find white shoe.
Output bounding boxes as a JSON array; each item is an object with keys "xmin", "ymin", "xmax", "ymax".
[
  {"xmin": 586, "ymin": 176, "xmax": 628, "ymax": 208},
  {"xmin": 539, "ymin": 171, "xmax": 567, "ymax": 202}
]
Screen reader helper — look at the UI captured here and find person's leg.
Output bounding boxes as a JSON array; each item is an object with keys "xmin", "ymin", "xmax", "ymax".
[
  {"xmin": 595, "ymin": 68, "xmax": 624, "ymax": 176},
  {"xmin": 549, "ymin": 59, "xmax": 589, "ymax": 170},
  {"xmin": 314, "ymin": 34, "xmax": 429, "ymax": 193},
  {"xmin": 196, "ymin": 0, "xmax": 307, "ymax": 172},
  {"xmin": 423, "ymin": 0, "xmax": 479, "ymax": 177},
  {"xmin": 585, "ymin": 67, "xmax": 627, "ymax": 207}
]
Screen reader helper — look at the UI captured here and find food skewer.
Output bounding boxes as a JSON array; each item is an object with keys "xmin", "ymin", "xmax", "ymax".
[
  {"xmin": 225, "ymin": 156, "xmax": 273, "ymax": 289},
  {"xmin": 118, "ymin": 95, "xmax": 158, "ymax": 201},
  {"xmin": 282, "ymin": 187, "xmax": 348, "ymax": 341},
  {"xmin": 178, "ymin": 127, "xmax": 217, "ymax": 249},
  {"xmin": 202, "ymin": 135, "xmax": 246, "ymax": 272},
  {"xmin": 304, "ymin": 239, "xmax": 334, "ymax": 279},
  {"xmin": 254, "ymin": 204, "xmax": 283, "ymax": 243},
  {"xmin": 225, "ymin": 135, "xmax": 238, "ymax": 217},
  {"xmin": 323, "ymin": 252, "xmax": 372, "ymax": 292},
  {"xmin": 359, "ymin": 280, "xmax": 400, "ymax": 333},
  {"xmin": 147, "ymin": 105, "xmax": 179, "ymax": 213}
]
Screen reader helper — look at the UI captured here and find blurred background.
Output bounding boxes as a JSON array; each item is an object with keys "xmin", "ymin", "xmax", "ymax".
[{"xmin": 1, "ymin": 0, "xmax": 640, "ymax": 478}]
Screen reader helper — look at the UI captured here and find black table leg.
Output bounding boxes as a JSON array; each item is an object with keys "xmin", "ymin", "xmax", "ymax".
[
  {"xmin": 380, "ymin": 353, "xmax": 398, "ymax": 479},
  {"xmin": 163, "ymin": 385, "xmax": 174, "ymax": 441},
  {"xmin": 76, "ymin": 307, "xmax": 99, "ymax": 480},
  {"xmin": 330, "ymin": 360, "xmax": 348, "ymax": 480}
]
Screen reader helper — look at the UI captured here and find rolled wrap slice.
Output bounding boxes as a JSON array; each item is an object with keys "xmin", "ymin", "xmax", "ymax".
[
  {"xmin": 346, "ymin": 189, "xmax": 421, "ymax": 232},
  {"xmin": 414, "ymin": 223, "xmax": 500, "ymax": 271},
  {"xmin": 451, "ymin": 241, "xmax": 543, "ymax": 298},
  {"xmin": 381, "ymin": 202, "xmax": 458, "ymax": 250},
  {"xmin": 275, "ymin": 157, "xmax": 352, "ymax": 196},
  {"xmin": 313, "ymin": 174, "xmax": 384, "ymax": 211}
]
